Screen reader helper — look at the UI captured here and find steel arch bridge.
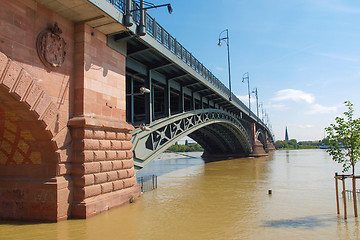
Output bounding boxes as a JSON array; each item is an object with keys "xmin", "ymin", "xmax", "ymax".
[
  {"xmin": 132, "ymin": 109, "xmax": 255, "ymax": 170},
  {"xmin": 97, "ymin": 0, "xmax": 277, "ymax": 170}
]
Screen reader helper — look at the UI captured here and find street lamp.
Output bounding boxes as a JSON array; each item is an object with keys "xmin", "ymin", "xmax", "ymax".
[
  {"xmin": 242, "ymin": 72, "xmax": 250, "ymax": 116},
  {"xmin": 218, "ymin": 29, "xmax": 232, "ymax": 101},
  {"xmin": 126, "ymin": 86, "xmax": 151, "ymax": 96},
  {"xmin": 252, "ymin": 87, "xmax": 259, "ymax": 120},
  {"xmin": 124, "ymin": 0, "xmax": 173, "ymax": 34}
]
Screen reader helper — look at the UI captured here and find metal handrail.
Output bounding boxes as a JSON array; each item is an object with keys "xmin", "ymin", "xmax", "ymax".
[{"xmin": 105, "ymin": 0, "xmax": 273, "ymax": 138}]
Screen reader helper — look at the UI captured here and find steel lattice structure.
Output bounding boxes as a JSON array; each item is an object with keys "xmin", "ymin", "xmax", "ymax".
[{"xmin": 131, "ymin": 109, "xmax": 253, "ymax": 170}]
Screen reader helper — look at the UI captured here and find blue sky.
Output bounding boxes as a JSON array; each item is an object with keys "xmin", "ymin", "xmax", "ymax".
[{"xmin": 148, "ymin": 0, "xmax": 360, "ymax": 141}]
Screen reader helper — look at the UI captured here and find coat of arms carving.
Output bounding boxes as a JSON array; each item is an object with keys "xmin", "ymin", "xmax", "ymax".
[{"xmin": 36, "ymin": 23, "xmax": 66, "ymax": 69}]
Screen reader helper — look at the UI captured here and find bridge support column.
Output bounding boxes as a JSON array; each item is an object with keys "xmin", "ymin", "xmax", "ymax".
[
  {"xmin": 250, "ymin": 123, "xmax": 267, "ymax": 157},
  {"xmin": 69, "ymin": 117, "xmax": 140, "ymax": 218},
  {"xmin": 265, "ymin": 131, "xmax": 276, "ymax": 152},
  {"xmin": 70, "ymin": 24, "xmax": 140, "ymax": 218}
]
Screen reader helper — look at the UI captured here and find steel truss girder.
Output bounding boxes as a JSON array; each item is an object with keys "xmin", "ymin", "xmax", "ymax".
[{"xmin": 131, "ymin": 109, "xmax": 252, "ymax": 170}]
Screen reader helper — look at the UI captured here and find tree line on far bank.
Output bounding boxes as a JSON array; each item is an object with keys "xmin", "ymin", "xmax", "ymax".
[
  {"xmin": 275, "ymin": 138, "xmax": 329, "ymax": 150},
  {"xmin": 169, "ymin": 139, "xmax": 330, "ymax": 152},
  {"xmin": 167, "ymin": 140, "xmax": 204, "ymax": 152}
]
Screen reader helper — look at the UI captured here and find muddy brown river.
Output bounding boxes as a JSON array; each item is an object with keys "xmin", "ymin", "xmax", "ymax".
[{"xmin": 1, "ymin": 149, "xmax": 359, "ymax": 240}]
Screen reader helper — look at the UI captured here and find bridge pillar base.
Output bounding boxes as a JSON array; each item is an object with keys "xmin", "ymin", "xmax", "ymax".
[
  {"xmin": 71, "ymin": 185, "xmax": 140, "ymax": 218},
  {"xmin": 69, "ymin": 116, "xmax": 141, "ymax": 219},
  {"xmin": 0, "ymin": 176, "xmax": 72, "ymax": 222},
  {"xmin": 250, "ymin": 141, "xmax": 268, "ymax": 157},
  {"xmin": 265, "ymin": 141, "xmax": 276, "ymax": 152}
]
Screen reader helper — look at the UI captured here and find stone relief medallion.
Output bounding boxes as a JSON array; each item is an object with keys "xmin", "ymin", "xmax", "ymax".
[{"xmin": 36, "ymin": 22, "xmax": 66, "ymax": 69}]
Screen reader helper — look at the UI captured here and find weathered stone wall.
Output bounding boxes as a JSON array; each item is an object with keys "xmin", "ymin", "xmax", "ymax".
[{"xmin": 0, "ymin": 0, "xmax": 139, "ymax": 221}]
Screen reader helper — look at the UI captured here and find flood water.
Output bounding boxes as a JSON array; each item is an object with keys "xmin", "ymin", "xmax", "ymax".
[{"xmin": 1, "ymin": 149, "xmax": 360, "ymax": 240}]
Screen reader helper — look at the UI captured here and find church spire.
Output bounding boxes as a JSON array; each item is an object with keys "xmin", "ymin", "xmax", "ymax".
[{"xmin": 285, "ymin": 126, "xmax": 289, "ymax": 141}]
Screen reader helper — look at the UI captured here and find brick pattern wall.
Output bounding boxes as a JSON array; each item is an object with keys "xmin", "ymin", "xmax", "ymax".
[
  {"xmin": 72, "ymin": 128, "xmax": 136, "ymax": 201},
  {"xmin": 69, "ymin": 117, "xmax": 140, "ymax": 218}
]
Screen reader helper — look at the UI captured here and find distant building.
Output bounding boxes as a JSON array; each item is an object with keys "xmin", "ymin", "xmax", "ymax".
[{"xmin": 285, "ymin": 127, "xmax": 289, "ymax": 141}]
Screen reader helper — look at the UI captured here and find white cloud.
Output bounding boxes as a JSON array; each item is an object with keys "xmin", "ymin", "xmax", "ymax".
[
  {"xmin": 306, "ymin": 104, "xmax": 338, "ymax": 115},
  {"xmin": 272, "ymin": 89, "xmax": 315, "ymax": 103},
  {"xmin": 215, "ymin": 66, "xmax": 224, "ymax": 71}
]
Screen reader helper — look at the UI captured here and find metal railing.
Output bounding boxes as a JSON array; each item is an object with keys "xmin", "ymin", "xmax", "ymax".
[
  {"xmin": 105, "ymin": 0, "xmax": 273, "ymax": 138},
  {"xmin": 137, "ymin": 175, "xmax": 158, "ymax": 192}
]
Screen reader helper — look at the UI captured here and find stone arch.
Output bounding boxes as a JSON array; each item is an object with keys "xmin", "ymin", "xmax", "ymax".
[
  {"xmin": 0, "ymin": 52, "xmax": 66, "ymax": 221},
  {"xmin": 256, "ymin": 129, "xmax": 267, "ymax": 149}
]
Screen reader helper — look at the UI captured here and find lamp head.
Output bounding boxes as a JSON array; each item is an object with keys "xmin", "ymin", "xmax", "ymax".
[
  {"xmin": 140, "ymin": 86, "xmax": 151, "ymax": 94},
  {"xmin": 167, "ymin": 4, "xmax": 173, "ymax": 14},
  {"xmin": 140, "ymin": 125, "xmax": 151, "ymax": 131},
  {"xmin": 218, "ymin": 41, "xmax": 222, "ymax": 47}
]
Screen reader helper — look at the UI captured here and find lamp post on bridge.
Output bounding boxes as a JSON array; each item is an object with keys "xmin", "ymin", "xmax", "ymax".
[
  {"xmin": 252, "ymin": 87, "xmax": 259, "ymax": 121},
  {"xmin": 218, "ymin": 29, "xmax": 232, "ymax": 101},
  {"xmin": 124, "ymin": 0, "xmax": 173, "ymax": 35},
  {"xmin": 242, "ymin": 72, "xmax": 251, "ymax": 116}
]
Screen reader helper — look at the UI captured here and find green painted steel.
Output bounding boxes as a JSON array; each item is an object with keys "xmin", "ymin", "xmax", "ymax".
[{"xmin": 131, "ymin": 109, "xmax": 252, "ymax": 170}]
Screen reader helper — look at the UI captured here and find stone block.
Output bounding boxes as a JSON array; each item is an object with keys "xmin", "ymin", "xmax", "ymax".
[
  {"xmin": 0, "ymin": 52, "xmax": 9, "ymax": 77},
  {"xmin": 121, "ymin": 141, "xmax": 132, "ymax": 150},
  {"xmin": 1, "ymin": 60, "xmax": 21, "ymax": 90},
  {"xmin": 116, "ymin": 132, "xmax": 126, "ymax": 140},
  {"xmin": 99, "ymin": 140, "xmax": 111, "ymax": 150},
  {"xmin": 23, "ymin": 81, "xmax": 42, "ymax": 109},
  {"xmin": 101, "ymin": 182, "xmax": 113, "ymax": 194},
  {"xmin": 123, "ymin": 177, "xmax": 136, "ymax": 189},
  {"xmin": 93, "ymin": 151, "xmax": 106, "ymax": 161},
  {"xmin": 112, "ymin": 180, "xmax": 124, "ymax": 191},
  {"xmin": 110, "ymin": 140, "xmax": 122, "ymax": 150},
  {"xmin": 106, "ymin": 171, "xmax": 118, "ymax": 181},
  {"xmin": 72, "ymin": 151, "xmax": 95, "ymax": 163},
  {"xmin": 122, "ymin": 159, "xmax": 134, "ymax": 169},
  {"xmin": 126, "ymin": 167, "xmax": 135, "ymax": 178},
  {"xmin": 94, "ymin": 172, "xmax": 107, "ymax": 184},
  {"xmin": 105, "ymin": 131, "xmax": 116, "ymax": 140},
  {"xmin": 112, "ymin": 160, "xmax": 123, "ymax": 170},
  {"xmin": 105, "ymin": 151, "xmax": 117, "ymax": 160},
  {"xmin": 100, "ymin": 161, "xmax": 112, "ymax": 172},
  {"xmin": 72, "ymin": 162, "xmax": 101, "ymax": 175},
  {"xmin": 117, "ymin": 151, "xmax": 127, "ymax": 160},
  {"xmin": 12, "ymin": 71, "xmax": 32, "ymax": 100},
  {"xmin": 117, "ymin": 169, "xmax": 128, "ymax": 179},
  {"xmin": 126, "ymin": 150, "xmax": 134, "ymax": 159},
  {"xmin": 73, "ymin": 174, "xmax": 95, "ymax": 187},
  {"xmin": 73, "ymin": 185, "xmax": 101, "ymax": 200}
]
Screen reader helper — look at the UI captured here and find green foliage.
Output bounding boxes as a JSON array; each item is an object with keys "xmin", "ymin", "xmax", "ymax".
[
  {"xmin": 167, "ymin": 143, "xmax": 204, "ymax": 152},
  {"xmin": 275, "ymin": 139, "xmax": 320, "ymax": 149},
  {"xmin": 325, "ymin": 101, "xmax": 360, "ymax": 174}
]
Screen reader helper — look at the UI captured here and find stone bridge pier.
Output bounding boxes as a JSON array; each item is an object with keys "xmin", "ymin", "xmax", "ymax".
[{"xmin": 0, "ymin": 0, "xmax": 140, "ymax": 221}]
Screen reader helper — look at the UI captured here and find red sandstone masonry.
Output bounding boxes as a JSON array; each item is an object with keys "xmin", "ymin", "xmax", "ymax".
[
  {"xmin": 1, "ymin": 60, "xmax": 22, "ymax": 90},
  {"xmin": 101, "ymin": 182, "xmax": 113, "ymax": 194},
  {"xmin": 117, "ymin": 170, "xmax": 128, "ymax": 179},
  {"xmin": 73, "ymin": 175, "xmax": 95, "ymax": 188},
  {"xmin": 94, "ymin": 172, "xmax": 107, "ymax": 184},
  {"xmin": 112, "ymin": 180, "xmax": 124, "ymax": 191},
  {"xmin": 111, "ymin": 161, "xmax": 122, "ymax": 171}
]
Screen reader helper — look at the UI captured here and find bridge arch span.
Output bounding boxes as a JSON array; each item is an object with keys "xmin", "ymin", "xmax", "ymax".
[
  {"xmin": 255, "ymin": 128, "xmax": 267, "ymax": 149},
  {"xmin": 131, "ymin": 109, "xmax": 253, "ymax": 170},
  {"xmin": 0, "ymin": 52, "xmax": 67, "ymax": 221}
]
